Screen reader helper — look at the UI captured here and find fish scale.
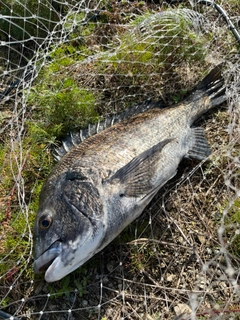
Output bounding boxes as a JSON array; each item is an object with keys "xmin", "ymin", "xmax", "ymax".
[{"xmin": 33, "ymin": 64, "xmax": 226, "ymax": 282}]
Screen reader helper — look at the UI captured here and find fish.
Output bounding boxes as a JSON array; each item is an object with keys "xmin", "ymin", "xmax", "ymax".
[{"xmin": 33, "ymin": 65, "xmax": 226, "ymax": 282}]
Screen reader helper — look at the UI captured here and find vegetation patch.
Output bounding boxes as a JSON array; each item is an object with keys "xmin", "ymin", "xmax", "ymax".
[
  {"xmin": 92, "ymin": 8, "xmax": 208, "ymax": 111},
  {"xmin": 228, "ymin": 199, "xmax": 240, "ymax": 258},
  {"xmin": 28, "ymin": 77, "xmax": 99, "ymax": 138},
  {"xmin": 0, "ymin": 138, "xmax": 52, "ymax": 282},
  {"xmin": 0, "ymin": 0, "xmax": 60, "ymax": 42}
]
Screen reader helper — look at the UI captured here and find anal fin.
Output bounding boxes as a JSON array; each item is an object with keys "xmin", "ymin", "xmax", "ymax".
[{"xmin": 188, "ymin": 127, "xmax": 211, "ymax": 160}]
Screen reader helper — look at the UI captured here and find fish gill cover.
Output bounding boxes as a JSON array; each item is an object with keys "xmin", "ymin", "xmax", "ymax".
[{"xmin": 0, "ymin": 0, "xmax": 239, "ymax": 319}]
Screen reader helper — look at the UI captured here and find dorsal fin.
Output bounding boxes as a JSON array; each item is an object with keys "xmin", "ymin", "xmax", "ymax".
[{"xmin": 53, "ymin": 99, "xmax": 165, "ymax": 161}]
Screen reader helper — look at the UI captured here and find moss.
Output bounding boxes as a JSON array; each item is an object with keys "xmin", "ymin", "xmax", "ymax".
[
  {"xmin": 28, "ymin": 77, "xmax": 99, "ymax": 137},
  {"xmin": 49, "ymin": 43, "xmax": 92, "ymax": 66},
  {"xmin": 0, "ymin": 209, "xmax": 35, "ymax": 280},
  {"xmin": 110, "ymin": 10, "xmax": 206, "ymax": 67},
  {"xmin": 26, "ymin": 14, "xmax": 101, "ymax": 137},
  {"xmin": 94, "ymin": 9, "xmax": 208, "ymax": 109},
  {"xmin": 231, "ymin": 199, "xmax": 240, "ymax": 222}
]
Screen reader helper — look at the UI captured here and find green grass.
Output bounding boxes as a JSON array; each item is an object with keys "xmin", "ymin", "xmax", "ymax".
[
  {"xmin": 28, "ymin": 78, "xmax": 99, "ymax": 137},
  {"xmin": 107, "ymin": 10, "xmax": 207, "ymax": 70}
]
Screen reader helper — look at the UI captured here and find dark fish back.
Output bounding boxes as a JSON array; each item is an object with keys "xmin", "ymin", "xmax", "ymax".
[{"xmin": 53, "ymin": 99, "xmax": 166, "ymax": 161}]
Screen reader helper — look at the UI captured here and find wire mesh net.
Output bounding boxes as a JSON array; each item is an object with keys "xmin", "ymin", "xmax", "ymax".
[{"xmin": 0, "ymin": 0, "xmax": 239, "ymax": 319}]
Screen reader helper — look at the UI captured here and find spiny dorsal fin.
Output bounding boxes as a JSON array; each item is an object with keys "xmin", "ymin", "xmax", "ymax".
[
  {"xmin": 53, "ymin": 99, "xmax": 165, "ymax": 161},
  {"xmin": 105, "ymin": 138, "xmax": 173, "ymax": 197}
]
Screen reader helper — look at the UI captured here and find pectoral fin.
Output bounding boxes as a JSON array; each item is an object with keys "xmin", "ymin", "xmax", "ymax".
[{"xmin": 106, "ymin": 138, "xmax": 173, "ymax": 197}]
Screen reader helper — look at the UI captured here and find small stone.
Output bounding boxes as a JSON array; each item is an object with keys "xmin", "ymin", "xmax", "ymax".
[
  {"xmin": 197, "ymin": 235, "xmax": 206, "ymax": 244},
  {"xmin": 174, "ymin": 303, "xmax": 192, "ymax": 316},
  {"xmin": 102, "ymin": 276, "xmax": 109, "ymax": 284},
  {"xmin": 166, "ymin": 273, "xmax": 175, "ymax": 282},
  {"xmin": 82, "ymin": 300, "xmax": 88, "ymax": 306},
  {"xmin": 107, "ymin": 263, "xmax": 114, "ymax": 272}
]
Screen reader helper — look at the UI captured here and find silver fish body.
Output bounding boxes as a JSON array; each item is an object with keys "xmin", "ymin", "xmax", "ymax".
[{"xmin": 33, "ymin": 65, "xmax": 225, "ymax": 282}]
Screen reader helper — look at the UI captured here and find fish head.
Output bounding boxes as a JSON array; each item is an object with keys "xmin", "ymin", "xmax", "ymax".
[{"xmin": 33, "ymin": 170, "xmax": 104, "ymax": 282}]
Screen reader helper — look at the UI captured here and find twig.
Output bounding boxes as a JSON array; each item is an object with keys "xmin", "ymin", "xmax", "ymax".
[
  {"xmin": 197, "ymin": 307, "xmax": 240, "ymax": 316},
  {"xmin": 5, "ymin": 151, "xmax": 30, "ymax": 221}
]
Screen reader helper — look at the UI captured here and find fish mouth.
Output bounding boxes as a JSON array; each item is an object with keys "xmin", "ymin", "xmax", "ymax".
[{"xmin": 34, "ymin": 240, "xmax": 62, "ymax": 274}]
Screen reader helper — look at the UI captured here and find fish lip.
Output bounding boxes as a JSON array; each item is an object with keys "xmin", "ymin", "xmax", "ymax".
[{"xmin": 34, "ymin": 240, "xmax": 62, "ymax": 274}]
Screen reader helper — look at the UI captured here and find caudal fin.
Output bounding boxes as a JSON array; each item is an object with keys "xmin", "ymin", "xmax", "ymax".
[
  {"xmin": 187, "ymin": 64, "xmax": 226, "ymax": 124},
  {"xmin": 195, "ymin": 63, "xmax": 226, "ymax": 107}
]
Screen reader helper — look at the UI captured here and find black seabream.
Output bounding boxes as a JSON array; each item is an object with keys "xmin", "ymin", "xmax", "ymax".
[{"xmin": 33, "ymin": 65, "xmax": 226, "ymax": 282}]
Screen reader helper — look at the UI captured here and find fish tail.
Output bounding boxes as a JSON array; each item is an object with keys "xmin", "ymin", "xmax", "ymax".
[
  {"xmin": 189, "ymin": 64, "xmax": 226, "ymax": 123},
  {"xmin": 186, "ymin": 64, "xmax": 226, "ymax": 160},
  {"xmin": 197, "ymin": 63, "xmax": 226, "ymax": 105}
]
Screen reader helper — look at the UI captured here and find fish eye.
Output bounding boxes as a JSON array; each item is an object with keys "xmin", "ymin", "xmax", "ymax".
[{"xmin": 39, "ymin": 215, "xmax": 52, "ymax": 230}]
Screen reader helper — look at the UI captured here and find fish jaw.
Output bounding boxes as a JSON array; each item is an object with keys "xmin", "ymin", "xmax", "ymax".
[
  {"xmin": 33, "ymin": 240, "xmax": 62, "ymax": 274},
  {"xmin": 34, "ymin": 221, "xmax": 104, "ymax": 282}
]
